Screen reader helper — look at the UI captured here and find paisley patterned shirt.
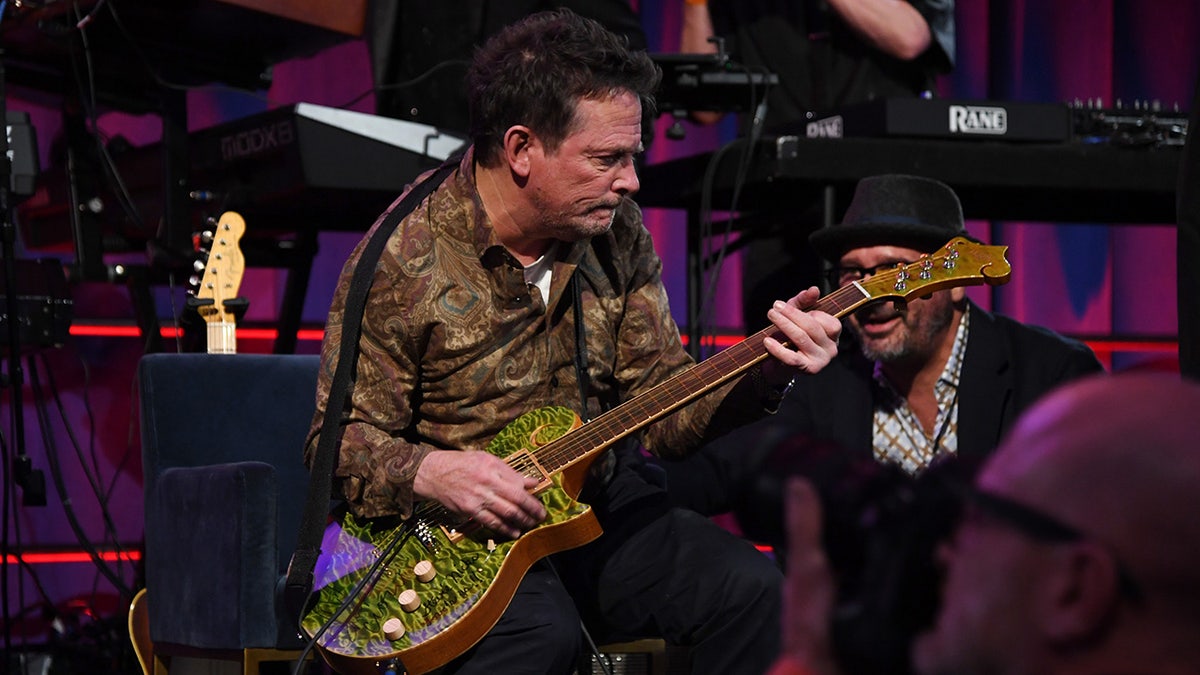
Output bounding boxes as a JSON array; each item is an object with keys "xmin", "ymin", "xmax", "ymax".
[{"xmin": 306, "ymin": 150, "xmax": 776, "ymax": 519}]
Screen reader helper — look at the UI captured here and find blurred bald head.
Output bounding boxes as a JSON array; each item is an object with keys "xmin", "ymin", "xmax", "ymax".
[
  {"xmin": 980, "ymin": 372, "xmax": 1200, "ymax": 620},
  {"xmin": 915, "ymin": 372, "xmax": 1200, "ymax": 675}
]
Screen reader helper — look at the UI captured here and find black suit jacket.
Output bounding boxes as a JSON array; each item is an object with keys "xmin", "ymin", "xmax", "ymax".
[{"xmin": 656, "ymin": 301, "xmax": 1105, "ymax": 517}]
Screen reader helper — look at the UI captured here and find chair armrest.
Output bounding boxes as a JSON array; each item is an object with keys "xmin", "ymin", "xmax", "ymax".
[{"xmin": 145, "ymin": 461, "xmax": 281, "ymax": 650}]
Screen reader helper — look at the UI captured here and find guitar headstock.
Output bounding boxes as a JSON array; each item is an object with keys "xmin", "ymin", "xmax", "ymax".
[
  {"xmin": 188, "ymin": 211, "xmax": 247, "ymax": 354},
  {"xmin": 192, "ymin": 211, "xmax": 247, "ymax": 324},
  {"xmin": 854, "ymin": 236, "xmax": 1011, "ymax": 303},
  {"xmin": 817, "ymin": 237, "xmax": 1011, "ymax": 320}
]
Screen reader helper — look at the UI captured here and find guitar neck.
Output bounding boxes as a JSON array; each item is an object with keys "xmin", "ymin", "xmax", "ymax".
[
  {"xmin": 527, "ymin": 233, "xmax": 1013, "ymax": 476},
  {"xmin": 530, "ymin": 282, "xmax": 874, "ymax": 476},
  {"xmin": 207, "ymin": 320, "xmax": 237, "ymax": 355}
]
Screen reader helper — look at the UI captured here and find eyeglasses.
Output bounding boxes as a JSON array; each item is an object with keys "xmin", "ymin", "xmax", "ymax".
[
  {"xmin": 955, "ymin": 484, "xmax": 1143, "ymax": 602},
  {"xmin": 825, "ymin": 260, "xmax": 918, "ymax": 288}
]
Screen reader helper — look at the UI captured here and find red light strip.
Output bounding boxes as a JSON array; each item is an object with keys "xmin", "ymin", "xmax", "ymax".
[
  {"xmin": 6, "ymin": 550, "xmax": 142, "ymax": 564},
  {"xmin": 1082, "ymin": 340, "xmax": 1177, "ymax": 355},
  {"xmin": 66, "ymin": 325, "xmax": 1178, "ymax": 356},
  {"xmin": 68, "ymin": 325, "xmax": 326, "ymax": 341},
  {"xmin": 70, "ymin": 325, "xmax": 183, "ymax": 338}
]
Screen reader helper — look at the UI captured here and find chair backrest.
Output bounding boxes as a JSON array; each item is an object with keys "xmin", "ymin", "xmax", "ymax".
[{"xmin": 138, "ymin": 353, "xmax": 320, "ymax": 577}]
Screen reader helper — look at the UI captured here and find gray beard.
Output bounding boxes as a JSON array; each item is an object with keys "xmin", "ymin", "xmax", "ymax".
[{"xmin": 852, "ymin": 301, "xmax": 955, "ymax": 364}]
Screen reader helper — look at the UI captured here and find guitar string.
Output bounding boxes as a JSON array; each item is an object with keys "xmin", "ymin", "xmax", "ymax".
[
  {"xmin": 521, "ymin": 250, "xmax": 964, "ymax": 473},
  {"xmin": 414, "ymin": 248, "xmax": 974, "ymax": 521},
  {"xmin": 306, "ymin": 245, "xmax": 986, "ymax": 669},
  {"xmin": 304, "ymin": 246, "xmax": 986, "ymax": 668}
]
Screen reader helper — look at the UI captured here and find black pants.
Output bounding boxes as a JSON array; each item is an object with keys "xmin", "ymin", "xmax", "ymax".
[{"xmin": 439, "ymin": 449, "xmax": 783, "ymax": 675}]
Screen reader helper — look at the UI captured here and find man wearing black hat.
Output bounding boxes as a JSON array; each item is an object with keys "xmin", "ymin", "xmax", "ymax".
[{"xmin": 651, "ymin": 173, "xmax": 1104, "ymax": 541}]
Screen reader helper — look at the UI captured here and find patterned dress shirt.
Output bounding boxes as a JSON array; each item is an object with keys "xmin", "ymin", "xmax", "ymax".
[
  {"xmin": 306, "ymin": 149, "xmax": 777, "ymax": 519},
  {"xmin": 871, "ymin": 305, "xmax": 969, "ymax": 475}
]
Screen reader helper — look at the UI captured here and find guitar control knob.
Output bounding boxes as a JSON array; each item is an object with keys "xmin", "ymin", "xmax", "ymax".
[
  {"xmin": 398, "ymin": 589, "xmax": 421, "ymax": 612},
  {"xmin": 382, "ymin": 617, "xmax": 406, "ymax": 641},
  {"xmin": 414, "ymin": 560, "xmax": 436, "ymax": 583}
]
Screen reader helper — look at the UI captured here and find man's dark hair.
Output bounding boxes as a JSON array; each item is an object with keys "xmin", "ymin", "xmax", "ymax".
[{"xmin": 467, "ymin": 9, "xmax": 660, "ymax": 167}]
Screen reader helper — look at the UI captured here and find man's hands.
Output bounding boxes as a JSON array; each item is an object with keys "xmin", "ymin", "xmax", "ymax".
[
  {"xmin": 414, "ymin": 450, "xmax": 548, "ymax": 539},
  {"xmin": 764, "ymin": 287, "xmax": 841, "ymax": 381}
]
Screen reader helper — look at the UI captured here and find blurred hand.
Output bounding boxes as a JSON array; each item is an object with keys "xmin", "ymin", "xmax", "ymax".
[{"xmin": 770, "ymin": 477, "xmax": 842, "ymax": 675}]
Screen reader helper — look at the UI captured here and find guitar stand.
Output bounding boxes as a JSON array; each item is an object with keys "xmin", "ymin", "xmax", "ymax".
[{"xmin": 186, "ymin": 295, "xmax": 250, "ymax": 318}]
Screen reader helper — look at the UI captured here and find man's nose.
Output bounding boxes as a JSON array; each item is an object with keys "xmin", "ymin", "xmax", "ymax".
[{"xmin": 614, "ymin": 158, "xmax": 639, "ymax": 195}]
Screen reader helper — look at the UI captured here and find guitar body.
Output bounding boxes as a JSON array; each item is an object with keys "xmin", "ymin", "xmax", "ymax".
[
  {"xmin": 303, "ymin": 406, "xmax": 603, "ymax": 675},
  {"xmin": 302, "ymin": 238, "xmax": 1014, "ymax": 675},
  {"xmin": 129, "ymin": 588, "xmax": 153, "ymax": 675}
]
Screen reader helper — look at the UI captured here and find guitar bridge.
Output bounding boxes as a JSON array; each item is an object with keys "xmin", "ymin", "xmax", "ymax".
[{"xmin": 412, "ymin": 518, "xmax": 440, "ymax": 554}]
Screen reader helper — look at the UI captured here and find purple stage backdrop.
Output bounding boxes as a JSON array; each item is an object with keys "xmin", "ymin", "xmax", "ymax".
[{"xmin": 2, "ymin": 0, "xmax": 1197, "ymax": 655}]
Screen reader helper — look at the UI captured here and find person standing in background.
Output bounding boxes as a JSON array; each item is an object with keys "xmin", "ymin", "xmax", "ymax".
[
  {"xmin": 679, "ymin": 0, "xmax": 956, "ymax": 332},
  {"xmin": 680, "ymin": 0, "xmax": 954, "ymax": 130}
]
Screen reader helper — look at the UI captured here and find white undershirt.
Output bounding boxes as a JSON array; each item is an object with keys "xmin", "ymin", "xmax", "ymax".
[{"xmin": 523, "ymin": 247, "xmax": 555, "ymax": 302}]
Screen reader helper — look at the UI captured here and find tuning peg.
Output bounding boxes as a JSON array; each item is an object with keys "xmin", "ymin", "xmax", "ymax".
[
  {"xmin": 193, "ymin": 259, "xmax": 206, "ymax": 273},
  {"xmin": 189, "ymin": 274, "xmax": 201, "ymax": 287}
]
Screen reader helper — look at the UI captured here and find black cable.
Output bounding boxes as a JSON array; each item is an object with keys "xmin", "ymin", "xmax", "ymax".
[
  {"xmin": 26, "ymin": 355, "xmax": 133, "ymax": 599},
  {"xmin": 334, "ymin": 59, "xmax": 472, "ymax": 111},
  {"xmin": 288, "ymin": 524, "xmax": 416, "ymax": 675},
  {"xmin": 63, "ymin": 1, "xmax": 147, "ymax": 237},
  {"xmin": 75, "ymin": 2, "xmax": 200, "ymax": 350},
  {"xmin": 0, "ymin": 15, "xmax": 27, "ymax": 664},
  {"xmin": 101, "ymin": 0, "xmax": 197, "ymax": 95},
  {"xmin": 693, "ymin": 65, "xmax": 773, "ymax": 357},
  {"xmin": 0, "ymin": 425, "xmax": 34, "ymax": 672},
  {"xmin": 94, "ymin": 0, "xmax": 272, "ymax": 108},
  {"xmin": 1, "ymin": 423, "xmax": 41, "ymax": 674},
  {"xmin": 105, "ymin": 353, "xmax": 140, "ymax": 513},
  {"xmin": 695, "ymin": 137, "xmax": 744, "ymax": 359},
  {"xmin": 544, "ymin": 559, "xmax": 614, "ymax": 675},
  {"xmin": 700, "ymin": 66, "xmax": 770, "ymax": 310},
  {"xmin": 1, "ymin": 402, "xmax": 10, "ymax": 668},
  {"xmin": 37, "ymin": 353, "xmax": 130, "ymax": 570}
]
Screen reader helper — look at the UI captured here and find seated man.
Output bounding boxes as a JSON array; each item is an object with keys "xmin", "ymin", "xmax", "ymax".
[
  {"xmin": 652, "ymin": 173, "xmax": 1104, "ymax": 549},
  {"xmin": 771, "ymin": 371, "xmax": 1200, "ymax": 675}
]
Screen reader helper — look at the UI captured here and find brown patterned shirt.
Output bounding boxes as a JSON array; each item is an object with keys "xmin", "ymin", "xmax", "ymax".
[{"xmin": 306, "ymin": 150, "xmax": 775, "ymax": 519}]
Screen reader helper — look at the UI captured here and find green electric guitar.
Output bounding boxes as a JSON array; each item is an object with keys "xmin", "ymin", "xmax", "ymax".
[{"xmin": 301, "ymin": 237, "xmax": 1012, "ymax": 675}]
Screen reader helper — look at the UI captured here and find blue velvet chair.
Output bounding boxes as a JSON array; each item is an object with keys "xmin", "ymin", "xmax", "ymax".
[{"xmin": 137, "ymin": 353, "xmax": 320, "ymax": 674}]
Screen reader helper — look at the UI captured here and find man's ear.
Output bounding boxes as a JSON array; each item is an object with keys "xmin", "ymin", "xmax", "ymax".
[
  {"xmin": 951, "ymin": 286, "xmax": 967, "ymax": 303},
  {"xmin": 1040, "ymin": 544, "xmax": 1122, "ymax": 643},
  {"xmin": 501, "ymin": 125, "xmax": 537, "ymax": 179}
]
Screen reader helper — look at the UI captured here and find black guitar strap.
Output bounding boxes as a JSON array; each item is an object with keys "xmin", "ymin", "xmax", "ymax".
[
  {"xmin": 571, "ymin": 271, "xmax": 593, "ymax": 421},
  {"xmin": 283, "ymin": 158, "xmax": 458, "ymax": 624}
]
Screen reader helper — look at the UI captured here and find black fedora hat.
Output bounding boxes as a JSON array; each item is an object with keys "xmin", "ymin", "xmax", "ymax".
[{"xmin": 809, "ymin": 174, "xmax": 968, "ymax": 261}]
